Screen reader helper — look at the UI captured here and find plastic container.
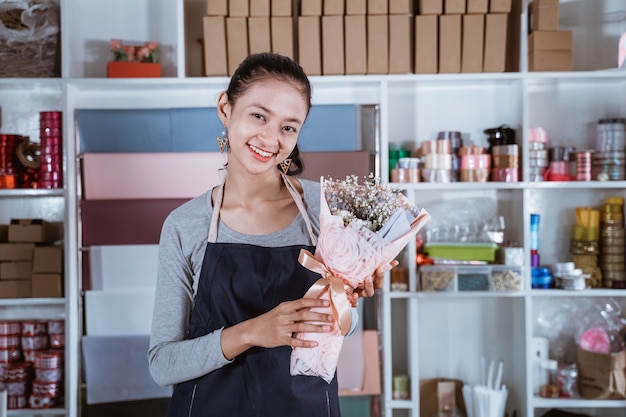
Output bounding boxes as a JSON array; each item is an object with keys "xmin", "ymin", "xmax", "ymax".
[
  {"xmin": 490, "ymin": 265, "xmax": 524, "ymax": 292},
  {"xmin": 425, "ymin": 242, "xmax": 499, "ymax": 262},
  {"xmin": 532, "ymin": 267, "xmax": 553, "ymax": 289},
  {"xmin": 419, "ymin": 265, "xmax": 524, "ymax": 292},
  {"xmin": 419, "ymin": 265, "xmax": 456, "ymax": 292}
]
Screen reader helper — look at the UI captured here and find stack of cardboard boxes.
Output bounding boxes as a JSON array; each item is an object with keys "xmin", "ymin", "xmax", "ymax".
[
  {"xmin": 0, "ymin": 219, "xmax": 63, "ymax": 299},
  {"xmin": 416, "ymin": 0, "xmax": 513, "ymax": 74},
  {"xmin": 297, "ymin": 0, "xmax": 415, "ymax": 75},
  {"xmin": 203, "ymin": 0, "xmax": 297, "ymax": 75},
  {"xmin": 528, "ymin": 0, "xmax": 573, "ymax": 71},
  {"xmin": 203, "ymin": 0, "xmax": 518, "ymax": 77}
]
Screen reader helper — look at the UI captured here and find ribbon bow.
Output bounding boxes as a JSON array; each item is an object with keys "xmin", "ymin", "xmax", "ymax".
[{"xmin": 298, "ymin": 249, "xmax": 353, "ymax": 336}]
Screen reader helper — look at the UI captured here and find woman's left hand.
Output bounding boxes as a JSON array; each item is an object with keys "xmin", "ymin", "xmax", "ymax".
[{"xmin": 347, "ymin": 260, "xmax": 399, "ymax": 307}]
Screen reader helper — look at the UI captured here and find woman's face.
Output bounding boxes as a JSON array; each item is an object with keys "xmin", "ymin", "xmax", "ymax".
[{"xmin": 218, "ymin": 78, "xmax": 308, "ymax": 176}]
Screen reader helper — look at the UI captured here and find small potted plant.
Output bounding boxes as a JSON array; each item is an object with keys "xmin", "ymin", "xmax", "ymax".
[{"xmin": 107, "ymin": 39, "xmax": 161, "ymax": 78}]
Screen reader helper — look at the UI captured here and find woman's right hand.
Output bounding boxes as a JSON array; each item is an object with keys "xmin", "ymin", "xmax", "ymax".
[{"xmin": 220, "ymin": 298, "xmax": 334, "ymax": 360}]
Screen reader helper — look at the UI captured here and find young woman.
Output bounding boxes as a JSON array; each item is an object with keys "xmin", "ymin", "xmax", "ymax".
[{"xmin": 148, "ymin": 52, "xmax": 383, "ymax": 417}]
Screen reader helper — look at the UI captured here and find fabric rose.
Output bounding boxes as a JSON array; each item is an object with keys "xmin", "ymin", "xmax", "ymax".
[
  {"xmin": 316, "ymin": 218, "xmax": 384, "ymax": 289},
  {"xmin": 290, "ymin": 291, "xmax": 344, "ymax": 383}
]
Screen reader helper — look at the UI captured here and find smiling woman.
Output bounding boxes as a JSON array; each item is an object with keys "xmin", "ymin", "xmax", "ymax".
[{"xmin": 147, "ymin": 53, "xmax": 385, "ymax": 417}]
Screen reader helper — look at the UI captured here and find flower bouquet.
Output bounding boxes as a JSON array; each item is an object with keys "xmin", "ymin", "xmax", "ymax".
[
  {"xmin": 107, "ymin": 39, "xmax": 161, "ymax": 78},
  {"xmin": 290, "ymin": 175, "xmax": 431, "ymax": 383}
]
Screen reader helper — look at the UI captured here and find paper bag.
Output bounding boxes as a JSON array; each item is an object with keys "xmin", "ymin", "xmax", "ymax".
[
  {"xmin": 577, "ymin": 346, "xmax": 626, "ymax": 399},
  {"xmin": 419, "ymin": 378, "xmax": 467, "ymax": 417}
]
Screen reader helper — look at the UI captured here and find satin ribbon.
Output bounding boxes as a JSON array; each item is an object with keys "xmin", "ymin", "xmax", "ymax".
[{"xmin": 298, "ymin": 249, "xmax": 353, "ymax": 336}]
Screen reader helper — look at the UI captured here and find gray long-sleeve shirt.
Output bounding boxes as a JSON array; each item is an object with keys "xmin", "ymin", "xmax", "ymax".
[{"xmin": 149, "ymin": 178, "xmax": 358, "ymax": 387}]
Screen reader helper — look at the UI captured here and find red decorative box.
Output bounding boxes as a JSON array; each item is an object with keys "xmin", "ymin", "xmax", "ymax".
[{"xmin": 106, "ymin": 61, "xmax": 161, "ymax": 78}]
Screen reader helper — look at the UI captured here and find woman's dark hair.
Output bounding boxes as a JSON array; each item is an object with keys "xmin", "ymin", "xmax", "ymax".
[{"xmin": 225, "ymin": 52, "xmax": 311, "ymax": 176}]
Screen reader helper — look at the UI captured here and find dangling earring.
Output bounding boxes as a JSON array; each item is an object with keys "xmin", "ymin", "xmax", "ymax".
[
  {"xmin": 279, "ymin": 159, "xmax": 292, "ymax": 174},
  {"xmin": 217, "ymin": 128, "xmax": 228, "ymax": 153}
]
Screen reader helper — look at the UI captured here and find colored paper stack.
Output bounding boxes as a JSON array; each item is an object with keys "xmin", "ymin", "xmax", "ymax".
[
  {"xmin": 571, "ymin": 207, "xmax": 602, "ymax": 288},
  {"xmin": 599, "ymin": 197, "xmax": 625, "ymax": 289},
  {"xmin": 39, "ymin": 111, "xmax": 62, "ymax": 189}
]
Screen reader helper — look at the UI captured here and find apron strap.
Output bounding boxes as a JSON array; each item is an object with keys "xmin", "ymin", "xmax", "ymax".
[
  {"xmin": 280, "ymin": 172, "xmax": 318, "ymax": 246},
  {"xmin": 208, "ymin": 172, "xmax": 317, "ymax": 246},
  {"xmin": 208, "ymin": 180, "xmax": 225, "ymax": 243}
]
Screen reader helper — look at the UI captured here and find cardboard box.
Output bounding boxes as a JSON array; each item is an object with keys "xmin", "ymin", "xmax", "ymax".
[
  {"xmin": 271, "ymin": 17, "xmax": 295, "ymax": 59},
  {"xmin": 0, "ymin": 243, "xmax": 34, "ymax": 261},
  {"xmin": 530, "ymin": 0, "xmax": 559, "ymax": 31},
  {"xmin": 0, "ymin": 225, "xmax": 7, "ymax": 242},
  {"xmin": 324, "ymin": 0, "xmax": 345, "ymax": 15},
  {"xmin": 228, "ymin": 0, "xmax": 249, "ymax": 17},
  {"xmin": 33, "ymin": 245, "xmax": 63, "ymax": 273},
  {"xmin": 8, "ymin": 219, "xmax": 59, "ymax": 243},
  {"xmin": 418, "ymin": 0, "xmax": 442, "ymax": 15},
  {"xmin": 0, "ymin": 261, "xmax": 32, "ymax": 279},
  {"xmin": 301, "ymin": 0, "xmax": 322, "ymax": 15},
  {"xmin": 444, "ymin": 0, "xmax": 465, "ymax": 14},
  {"xmin": 0, "ymin": 280, "xmax": 30, "ymax": 298},
  {"xmin": 322, "ymin": 15, "xmax": 344, "ymax": 75},
  {"xmin": 248, "ymin": 17, "xmax": 272, "ymax": 54},
  {"xmin": 206, "ymin": 0, "xmax": 228, "ymax": 16},
  {"xmin": 298, "ymin": 16, "xmax": 322, "ymax": 75},
  {"xmin": 389, "ymin": 15, "xmax": 413, "ymax": 74},
  {"xmin": 368, "ymin": 0, "xmax": 388, "ymax": 15},
  {"xmin": 203, "ymin": 16, "xmax": 228, "ymax": 76},
  {"xmin": 438, "ymin": 14, "xmax": 462, "ymax": 73},
  {"xmin": 271, "ymin": 0, "xmax": 294, "ymax": 16},
  {"xmin": 530, "ymin": 0, "xmax": 559, "ymax": 8},
  {"xmin": 367, "ymin": 14, "xmax": 389, "ymax": 74},
  {"xmin": 415, "ymin": 15, "xmax": 438, "ymax": 74},
  {"xmin": 345, "ymin": 15, "xmax": 367, "ymax": 75},
  {"xmin": 346, "ymin": 0, "xmax": 367, "ymax": 15},
  {"xmin": 483, "ymin": 13, "xmax": 508, "ymax": 72},
  {"xmin": 489, "ymin": 0, "xmax": 512, "ymax": 13},
  {"xmin": 226, "ymin": 17, "xmax": 249, "ymax": 75},
  {"xmin": 389, "ymin": 0, "xmax": 414, "ymax": 14},
  {"xmin": 528, "ymin": 50, "xmax": 573, "ymax": 71},
  {"xmin": 466, "ymin": 0, "xmax": 487, "ymax": 14},
  {"xmin": 31, "ymin": 273, "xmax": 63, "ymax": 298},
  {"xmin": 528, "ymin": 30, "xmax": 573, "ymax": 52},
  {"xmin": 250, "ymin": 0, "xmax": 270, "ymax": 16},
  {"xmin": 461, "ymin": 14, "xmax": 484, "ymax": 73}
]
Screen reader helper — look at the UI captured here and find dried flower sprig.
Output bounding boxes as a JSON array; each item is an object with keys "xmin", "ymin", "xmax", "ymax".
[{"xmin": 323, "ymin": 174, "xmax": 416, "ymax": 232}]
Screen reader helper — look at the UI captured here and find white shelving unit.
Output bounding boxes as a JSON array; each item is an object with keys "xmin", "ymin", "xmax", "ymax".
[{"xmin": 2, "ymin": 0, "xmax": 625, "ymax": 416}]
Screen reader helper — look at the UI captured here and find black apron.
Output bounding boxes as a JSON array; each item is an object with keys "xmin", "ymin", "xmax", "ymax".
[{"xmin": 166, "ymin": 174, "xmax": 341, "ymax": 417}]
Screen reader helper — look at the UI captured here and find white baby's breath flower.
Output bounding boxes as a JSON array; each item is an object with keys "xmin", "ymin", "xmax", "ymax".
[{"xmin": 323, "ymin": 175, "xmax": 407, "ymax": 232}]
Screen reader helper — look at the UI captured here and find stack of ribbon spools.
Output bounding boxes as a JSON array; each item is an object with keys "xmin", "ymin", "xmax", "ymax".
[
  {"xmin": 419, "ymin": 133, "xmax": 459, "ymax": 183},
  {"xmin": 528, "ymin": 127, "xmax": 549, "ymax": 181},
  {"xmin": 600, "ymin": 197, "xmax": 625, "ymax": 289},
  {"xmin": 485, "ymin": 125, "xmax": 519, "ymax": 182},
  {"xmin": 459, "ymin": 144, "xmax": 490, "ymax": 182},
  {"xmin": 0, "ymin": 134, "xmax": 25, "ymax": 188},
  {"xmin": 547, "ymin": 145, "xmax": 576, "ymax": 181},
  {"xmin": 593, "ymin": 118, "xmax": 625, "ymax": 181},
  {"xmin": 0, "ymin": 319, "xmax": 65, "ymax": 410},
  {"xmin": 39, "ymin": 111, "xmax": 63, "ymax": 189},
  {"xmin": 570, "ymin": 207, "xmax": 602, "ymax": 288}
]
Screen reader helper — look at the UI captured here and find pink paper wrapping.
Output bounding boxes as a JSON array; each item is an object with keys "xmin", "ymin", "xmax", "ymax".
[{"xmin": 290, "ymin": 179, "xmax": 430, "ymax": 383}]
